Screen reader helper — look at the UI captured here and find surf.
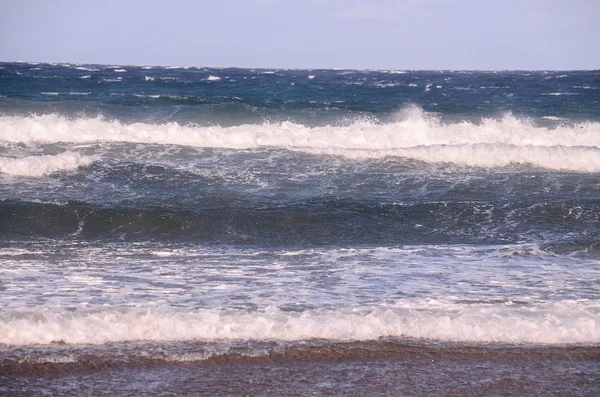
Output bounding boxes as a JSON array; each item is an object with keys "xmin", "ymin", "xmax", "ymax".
[
  {"xmin": 2, "ymin": 107, "xmax": 600, "ymax": 171},
  {"xmin": 2, "ymin": 301, "xmax": 599, "ymax": 346}
]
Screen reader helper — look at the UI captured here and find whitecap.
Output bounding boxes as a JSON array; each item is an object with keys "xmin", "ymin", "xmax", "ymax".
[
  {"xmin": 541, "ymin": 116, "xmax": 566, "ymax": 121},
  {"xmin": 541, "ymin": 92, "xmax": 580, "ymax": 96},
  {"xmin": 1, "ymin": 301, "xmax": 598, "ymax": 345},
  {"xmin": 0, "ymin": 152, "xmax": 96, "ymax": 177},
  {"xmin": 2, "ymin": 109, "xmax": 600, "ymax": 172}
]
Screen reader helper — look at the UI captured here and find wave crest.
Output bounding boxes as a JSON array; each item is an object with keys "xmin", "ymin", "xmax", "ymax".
[
  {"xmin": 1, "ymin": 108, "xmax": 600, "ymax": 171},
  {"xmin": 0, "ymin": 152, "xmax": 95, "ymax": 177},
  {"xmin": 2, "ymin": 302, "xmax": 598, "ymax": 346}
]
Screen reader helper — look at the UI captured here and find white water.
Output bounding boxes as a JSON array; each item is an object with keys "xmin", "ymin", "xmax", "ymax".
[
  {"xmin": 1, "ymin": 108, "xmax": 599, "ymax": 171},
  {"xmin": 1, "ymin": 243, "xmax": 599, "ymax": 346},
  {"xmin": 306, "ymin": 144, "xmax": 600, "ymax": 172},
  {"xmin": 2, "ymin": 301, "xmax": 598, "ymax": 346},
  {"xmin": 0, "ymin": 152, "xmax": 95, "ymax": 177}
]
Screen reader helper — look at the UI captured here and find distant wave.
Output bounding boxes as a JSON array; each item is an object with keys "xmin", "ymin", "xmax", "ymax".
[{"xmin": 1, "ymin": 106, "xmax": 600, "ymax": 171}]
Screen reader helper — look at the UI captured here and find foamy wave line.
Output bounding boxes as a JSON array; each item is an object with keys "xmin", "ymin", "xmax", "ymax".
[
  {"xmin": 0, "ymin": 152, "xmax": 95, "ymax": 177},
  {"xmin": 306, "ymin": 144, "xmax": 600, "ymax": 172},
  {"xmin": 1, "ymin": 302, "xmax": 598, "ymax": 346},
  {"xmin": 1, "ymin": 108, "xmax": 600, "ymax": 171}
]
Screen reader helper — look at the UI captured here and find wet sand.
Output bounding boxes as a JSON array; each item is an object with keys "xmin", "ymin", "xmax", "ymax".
[{"xmin": 2, "ymin": 342, "xmax": 599, "ymax": 396}]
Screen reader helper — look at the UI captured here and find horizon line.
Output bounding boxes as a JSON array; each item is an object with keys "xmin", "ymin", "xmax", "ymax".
[{"xmin": 1, "ymin": 59, "xmax": 598, "ymax": 73}]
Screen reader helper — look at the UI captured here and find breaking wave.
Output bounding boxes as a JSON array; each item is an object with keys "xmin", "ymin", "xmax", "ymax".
[
  {"xmin": 1, "ymin": 107, "xmax": 600, "ymax": 171},
  {"xmin": 2, "ymin": 302, "xmax": 598, "ymax": 346},
  {"xmin": 0, "ymin": 152, "xmax": 95, "ymax": 177}
]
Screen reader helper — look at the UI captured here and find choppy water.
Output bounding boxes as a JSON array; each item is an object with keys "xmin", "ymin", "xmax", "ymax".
[{"xmin": 1, "ymin": 63, "xmax": 599, "ymax": 394}]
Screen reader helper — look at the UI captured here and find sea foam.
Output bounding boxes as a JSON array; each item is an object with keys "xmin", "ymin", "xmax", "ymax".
[
  {"xmin": 0, "ymin": 152, "xmax": 95, "ymax": 177},
  {"xmin": 1, "ymin": 301, "xmax": 598, "ymax": 346},
  {"xmin": 1, "ymin": 108, "xmax": 600, "ymax": 171}
]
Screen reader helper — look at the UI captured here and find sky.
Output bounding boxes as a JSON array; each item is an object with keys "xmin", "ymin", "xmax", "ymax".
[{"xmin": 0, "ymin": 0, "xmax": 598, "ymax": 70}]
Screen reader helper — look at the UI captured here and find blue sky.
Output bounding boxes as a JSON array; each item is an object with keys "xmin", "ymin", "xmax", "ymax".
[{"xmin": 1, "ymin": 0, "xmax": 598, "ymax": 69}]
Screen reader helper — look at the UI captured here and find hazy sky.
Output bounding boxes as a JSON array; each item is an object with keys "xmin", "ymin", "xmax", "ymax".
[{"xmin": 1, "ymin": 0, "xmax": 598, "ymax": 69}]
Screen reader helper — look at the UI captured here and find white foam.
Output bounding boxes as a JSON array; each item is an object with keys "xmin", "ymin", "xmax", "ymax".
[
  {"xmin": 133, "ymin": 94, "xmax": 160, "ymax": 98},
  {"xmin": 541, "ymin": 116, "xmax": 566, "ymax": 121},
  {"xmin": 0, "ymin": 249, "xmax": 44, "ymax": 256},
  {"xmin": 542, "ymin": 92, "xmax": 580, "ymax": 96},
  {"xmin": 308, "ymin": 144, "xmax": 600, "ymax": 172},
  {"xmin": 151, "ymin": 251, "xmax": 177, "ymax": 257},
  {"xmin": 114, "ymin": 69, "xmax": 127, "ymax": 73},
  {"xmin": 144, "ymin": 76, "xmax": 155, "ymax": 81},
  {"xmin": 376, "ymin": 82, "xmax": 398, "ymax": 88},
  {"xmin": 0, "ymin": 152, "xmax": 95, "ymax": 177},
  {"xmin": 79, "ymin": 75, "xmax": 91, "ymax": 79},
  {"xmin": 2, "ymin": 108, "xmax": 600, "ymax": 171},
  {"xmin": 308, "ymin": 75, "xmax": 316, "ymax": 80},
  {"xmin": 206, "ymin": 75, "xmax": 221, "ymax": 81},
  {"xmin": 1, "ymin": 301, "xmax": 598, "ymax": 346}
]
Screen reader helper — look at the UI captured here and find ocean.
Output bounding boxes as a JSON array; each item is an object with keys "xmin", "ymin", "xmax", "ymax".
[{"xmin": 0, "ymin": 62, "xmax": 599, "ymax": 396}]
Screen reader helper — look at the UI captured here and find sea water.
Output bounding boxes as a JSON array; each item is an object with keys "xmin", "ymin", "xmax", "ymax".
[{"xmin": 1, "ymin": 63, "xmax": 599, "ymax": 395}]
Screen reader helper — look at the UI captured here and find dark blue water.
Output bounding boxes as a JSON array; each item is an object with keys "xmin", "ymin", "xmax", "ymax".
[
  {"xmin": 2, "ymin": 63, "xmax": 599, "ymax": 124},
  {"xmin": 1, "ymin": 63, "xmax": 600, "ymax": 249}
]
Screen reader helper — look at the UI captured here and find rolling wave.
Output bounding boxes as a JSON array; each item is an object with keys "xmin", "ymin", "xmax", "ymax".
[
  {"xmin": 0, "ymin": 152, "xmax": 95, "ymax": 177},
  {"xmin": 1, "ymin": 199, "xmax": 598, "ymax": 245},
  {"xmin": 2, "ymin": 301, "xmax": 598, "ymax": 346},
  {"xmin": 1, "ymin": 108, "xmax": 600, "ymax": 171}
]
